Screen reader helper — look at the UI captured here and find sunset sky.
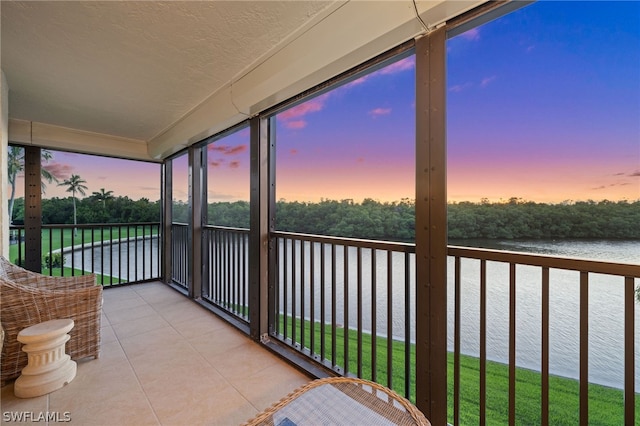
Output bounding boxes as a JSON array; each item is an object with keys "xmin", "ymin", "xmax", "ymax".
[
  {"xmin": 33, "ymin": 152, "xmax": 161, "ymax": 202},
  {"xmin": 446, "ymin": 1, "xmax": 640, "ymax": 203},
  {"xmin": 12, "ymin": 1, "xmax": 640, "ymax": 204}
]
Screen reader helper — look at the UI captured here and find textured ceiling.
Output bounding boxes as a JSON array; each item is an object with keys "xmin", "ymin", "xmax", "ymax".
[{"xmin": 1, "ymin": 1, "xmax": 333, "ymax": 141}]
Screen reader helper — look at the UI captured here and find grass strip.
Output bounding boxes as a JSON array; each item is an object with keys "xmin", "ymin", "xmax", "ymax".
[
  {"xmin": 8, "ymin": 226, "xmax": 155, "ymax": 284},
  {"xmin": 276, "ymin": 314, "xmax": 638, "ymax": 425},
  {"xmin": 42, "ymin": 267, "xmax": 124, "ymax": 285},
  {"xmin": 10, "ymin": 226, "xmax": 158, "ymax": 259}
]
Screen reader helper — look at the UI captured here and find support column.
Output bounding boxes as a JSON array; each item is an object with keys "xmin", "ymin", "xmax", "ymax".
[
  {"xmin": 162, "ymin": 161, "xmax": 173, "ymax": 284},
  {"xmin": 189, "ymin": 145, "xmax": 203, "ymax": 299},
  {"xmin": 415, "ymin": 28, "xmax": 447, "ymax": 424},
  {"xmin": 24, "ymin": 146, "xmax": 42, "ymax": 273},
  {"xmin": 249, "ymin": 116, "xmax": 270, "ymax": 341}
]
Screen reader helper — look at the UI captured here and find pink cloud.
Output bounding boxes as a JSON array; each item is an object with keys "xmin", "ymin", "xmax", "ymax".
[
  {"xmin": 369, "ymin": 108, "xmax": 392, "ymax": 117},
  {"xmin": 208, "ymin": 144, "xmax": 247, "ymax": 155},
  {"xmin": 481, "ymin": 75, "xmax": 497, "ymax": 87},
  {"xmin": 356, "ymin": 157, "xmax": 365, "ymax": 163},
  {"xmin": 277, "ymin": 93, "xmax": 330, "ymax": 130},
  {"xmin": 285, "ymin": 120, "xmax": 307, "ymax": 129},
  {"xmin": 290, "ymin": 149, "xmax": 298, "ymax": 155},
  {"xmin": 43, "ymin": 162, "xmax": 74, "ymax": 180},
  {"xmin": 344, "ymin": 76, "xmax": 369, "ymax": 88},
  {"xmin": 380, "ymin": 56, "xmax": 415, "ymax": 74},
  {"xmin": 229, "ymin": 161, "xmax": 240, "ymax": 169},
  {"xmin": 226, "ymin": 145, "xmax": 247, "ymax": 155},
  {"xmin": 592, "ymin": 182, "xmax": 631, "ymax": 190},
  {"xmin": 279, "ymin": 95, "xmax": 328, "ymax": 120},
  {"xmin": 459, "ymin": 28, "xmax": 480, "ymax": 41},
  {"xmin": 341, "ymin": 57, "xmax": 413, "ymax": 92},
  {"xmin": 449, "ymin": 82, "xmax": 473, "ymax": 93}
]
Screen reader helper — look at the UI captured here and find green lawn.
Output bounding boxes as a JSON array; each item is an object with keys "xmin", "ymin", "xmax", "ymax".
[
  {"xmin": 278, "ymin": 314, "xmax": 638, "ymax": 425},
  {"xmin": 8, "ymin": 229, "xmax": 637, "ymax": 424},
  {"xmin": 41, "ymin": 266, "xmax": 124, "ymax": 286},
  {"xmin": 449, "ymin": 353, "xmax": 639, "ymax": 425},
  {"xmin": 9, "ymin": 226, "xmax": 157, "ymax": 259},
  {"xmin": 8, "ymin": 226, "xmax": 156, "ymax": 285}
]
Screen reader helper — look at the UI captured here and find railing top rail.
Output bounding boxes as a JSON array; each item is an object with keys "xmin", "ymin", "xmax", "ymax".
[
  {"xmin": 204, "ymin": 225, "xmax": 250, "ymax": 233},
  {"xmin": 448, "ymin": 245, "xmax": 640, "ymax": 277},
  {"xmin": 272, "ymin": 230, "xmax": 415, "ymax": 252},
  {"xmin": 11, "ymin": 222, "xmax": 161, "ymax": 229},
  {"xmin": 171, "ymin": 222, "xmax": 189, "ymax": 227}
]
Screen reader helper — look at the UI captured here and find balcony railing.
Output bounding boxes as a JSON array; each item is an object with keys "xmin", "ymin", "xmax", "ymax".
[
  {"xmin": 170, "ymin": 223, "xmax": 189, "ymax": 289},
  {"xmin": 272, "ymin": 231, "xmax": 416, "ymax": 398},
  {"xmin": 448, "ymin": 246, "xmax": 640, "ymax": 425},
  {"xmin": 14, "ymin": 220, "xmax": 637, "ymax": 423},
  {"xmin": 265, "ymin": 232, "xmax": 640, "ymax": 424},
  {"xmin": 9, "ymin": 223, "xmax": 161, "ymax": 285},
  {"xmin": 202, "ymin": 225, "xmax": 250, "ymax": 322}
]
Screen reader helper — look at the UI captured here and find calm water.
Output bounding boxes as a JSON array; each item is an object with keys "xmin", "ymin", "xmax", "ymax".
[
  {"xmin": 447, "ymin": 239, "xmax": 640, "ymax": 391},
  {"xmin": 71, "ymin": 235, "xmax": 639, "ymax": 390},
  {"xmin": 277, "ymin": 239, "xmax": 639, "ymax": 391},
  {"xmin": 66, "ymin": 237, "xmax": 159, "ymax": 281}
]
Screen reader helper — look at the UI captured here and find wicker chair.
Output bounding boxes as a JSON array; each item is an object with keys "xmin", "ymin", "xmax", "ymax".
[
  {"xmin": 0, "ymin": 256, "xmax": 102, "ymax": 386},
  {"xmin": 244, "ymin": 377, "xmax": 431, "ymax": 425}
]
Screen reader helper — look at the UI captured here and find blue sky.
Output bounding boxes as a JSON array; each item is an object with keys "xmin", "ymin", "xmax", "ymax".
[{"xmin": 22, "ymin": 1, "xmax": 639, "ymax": 204}]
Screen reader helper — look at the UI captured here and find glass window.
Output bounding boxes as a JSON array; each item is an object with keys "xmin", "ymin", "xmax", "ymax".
[
  {"xmin": 447, "ymin": 2, "xmax": 640, "ymax": 242},
  {"xmin": 273, "ymin": 53, "xmax": 416, "ymax": 242},
  {"xmin": 171, "ymin": 153, "xmax": 189, "ymax": 223},
  {"xmin": 445, "ymin": 3, "xmax": 639, "ymax": 423},
  {"xmin": 8, "ymin": 148, "xmax": 161, "ymax": 225},
  {"xmin": 205, "ymin": 126, "xmax": 250, "ymax": 227}
]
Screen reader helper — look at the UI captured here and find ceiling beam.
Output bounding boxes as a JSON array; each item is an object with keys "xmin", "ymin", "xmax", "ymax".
[{"xmin": 9, "ymin": 119, "xmax": 154, "ymax": 162}]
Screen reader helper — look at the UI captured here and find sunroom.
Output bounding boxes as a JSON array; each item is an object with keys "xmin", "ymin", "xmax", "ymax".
[{"xmin": 1, "ymin": 1, "xmax": 639, "ymax": 425}]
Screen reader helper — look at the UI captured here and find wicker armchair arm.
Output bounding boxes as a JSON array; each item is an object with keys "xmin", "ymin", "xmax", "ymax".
[
  {"xmin": 1, "ymin": 257, "xmax": 97, "ymax": 291},
  {"xmin": 0, "ymin": 277, "xmax": 102, "ymax": 384},
  {"xmin": 1, "ymin": 280, "xmax": 102, "ymax": 336},
  {"xmin": 32, "ymin": 273, "xmax": 97, "ymax": 291}
]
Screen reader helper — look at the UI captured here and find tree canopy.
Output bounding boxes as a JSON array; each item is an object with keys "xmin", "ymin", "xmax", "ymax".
[
  {"xmin": 11, "ymin": 196, "xmax": 639, "ymax": 242},
  {"xmin": 207, "ymin": 198, "xmax": 639, "ymax": 242}
]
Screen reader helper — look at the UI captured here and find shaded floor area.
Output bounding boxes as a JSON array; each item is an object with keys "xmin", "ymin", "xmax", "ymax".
[{"xmin": 1, "ymin": 281, "xmax": 311, "ymax": 425}]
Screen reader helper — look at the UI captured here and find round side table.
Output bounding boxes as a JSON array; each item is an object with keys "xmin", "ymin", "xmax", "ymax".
[{"xmin": 14, "ymin": 319, "xmax": 77, "ymax": 398}]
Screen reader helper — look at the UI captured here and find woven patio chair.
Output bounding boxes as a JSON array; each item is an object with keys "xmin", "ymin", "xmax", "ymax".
[
  {"xmin": 244, "ymin": 377, "xmax": 431, "ymax": 425},
  {"xmin": 0, "ymin": 256, "xmax": 102, "ymax": 386}
]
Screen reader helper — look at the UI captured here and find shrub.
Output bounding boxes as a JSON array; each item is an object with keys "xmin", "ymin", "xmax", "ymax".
[{"xmin": 43, "ymin": 253, "xmax": 65, "ymax": 269}]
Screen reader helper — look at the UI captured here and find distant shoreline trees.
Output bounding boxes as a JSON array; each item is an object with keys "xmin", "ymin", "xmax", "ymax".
[
  {"xmin": 447, "ymin": 198, "xmax": 640, "ymax": 240},
  {"xmin": 207, "ymin": 198, "xmax": 639, "ymax": 242},
  {"xmin": 10, "ymin": 196, "xmax": 161, "ymax": 225},
  {"xmin": 11, "ymin": 197, "xmax": 639, "ymax": 242}
]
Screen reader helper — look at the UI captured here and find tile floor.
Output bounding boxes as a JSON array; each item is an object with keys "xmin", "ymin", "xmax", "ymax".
[{"xmin": 1, "ymin": 282, "xmax": 311, "ymax": 425}]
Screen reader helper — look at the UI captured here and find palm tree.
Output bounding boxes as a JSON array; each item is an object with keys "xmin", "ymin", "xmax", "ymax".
[
  {"xmin": 91, "ymin": 188, "xmax": 114, "ymax": 209},
  {"xmin": 58, "ymin": 174, "xmax": 88, "ymax": 235},
  {"xmin": 7, "ymin": 147, "xmax": 58, "ymax": 223}
]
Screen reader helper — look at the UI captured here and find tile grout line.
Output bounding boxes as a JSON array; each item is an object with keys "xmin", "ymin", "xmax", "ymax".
[
  {"xmin": 135, "ymin": 284, "xmax": 264, "ymax": 414},
  {"xmin": 133, "ymin": 284, "xmax": 264, "ymax": 422},
  {"xmin": 126, "ymin": 283, "xmax": 309, "ymax": 420},
  {"xmin": 110, "ymin": 301, "xmax": 163, "ymax": 426}
]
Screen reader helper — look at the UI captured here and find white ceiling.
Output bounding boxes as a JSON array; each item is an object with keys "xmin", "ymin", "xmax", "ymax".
[
  {"xmin": 1, "ymin": 0, "xmax": 486, "ymax": 161},
  {"xmin": 2, "ymin": 1, "xmax": 334, "ymax": 149}
]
